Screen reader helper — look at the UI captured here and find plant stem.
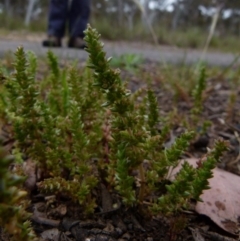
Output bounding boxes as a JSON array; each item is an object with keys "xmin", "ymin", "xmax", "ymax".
[{"xmin": 138, "ymin": 163, "xmax": 146, "ymax": 203}]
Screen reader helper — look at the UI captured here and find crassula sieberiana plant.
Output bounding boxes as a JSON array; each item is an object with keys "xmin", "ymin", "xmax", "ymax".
[
  {"xmin": 0, "ymin": 147, "xmax": 36, "ymax": 241},
  {"xmin": 84, "ymin": 25, "xmax": 227, "ymax": 211},
  {"xmin": 0, "ymin": 25, "xmax": 227, "ymax": 226}
]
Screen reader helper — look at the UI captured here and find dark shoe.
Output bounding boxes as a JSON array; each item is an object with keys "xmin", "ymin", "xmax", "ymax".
[
  {"xmin": 42, "ymin": 36, "xmax": 62, "ymax": 47},
  {"xmin": 68, "ymin": 37, "xmax": 86, "ymax": 49}
]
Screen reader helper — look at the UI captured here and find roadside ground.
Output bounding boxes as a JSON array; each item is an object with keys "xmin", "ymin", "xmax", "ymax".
[{"xmin": 0, "ymin": 31, "xmax": 239, "ymax": 67}]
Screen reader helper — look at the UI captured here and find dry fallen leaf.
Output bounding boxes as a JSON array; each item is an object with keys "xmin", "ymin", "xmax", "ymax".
[{"xmin": 168, "ymin": 158, "xmax": 240, "ymax": 235}]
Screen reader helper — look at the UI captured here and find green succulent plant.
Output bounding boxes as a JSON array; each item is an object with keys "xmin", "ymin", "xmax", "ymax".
[{"xmin": 0, "ymin": 25, "xmax": 227, "ymax": 225}]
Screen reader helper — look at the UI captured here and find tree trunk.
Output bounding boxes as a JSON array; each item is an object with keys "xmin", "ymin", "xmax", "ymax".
[
  {"xmin": 172, "ymin": 1, "xmax": 181, "ymax": 30},
  {"xmin": 25, "ymin": 0, "xmax": 37, "ymax": 26},
  {"xmin": 118, "ymin": 0, "xmax": 124, "ymax": 27},
  {"xmin": 4, "ymin": 0, "xmax": 12, "ymax": 16}
]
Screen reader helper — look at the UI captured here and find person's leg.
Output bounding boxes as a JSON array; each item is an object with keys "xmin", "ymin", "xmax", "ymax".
[
  {"xmin": 43, "ymin": 0, "xmax": 68, "ymax": 47},
  {"xmin": 68, "ymin": 0, "xmax": 91, "ymax": 48}
]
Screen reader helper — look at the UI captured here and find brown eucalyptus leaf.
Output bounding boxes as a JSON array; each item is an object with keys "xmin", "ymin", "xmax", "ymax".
[{"xmin": 168, "ymin": 158, "xmax": 240, "ymax": 235}]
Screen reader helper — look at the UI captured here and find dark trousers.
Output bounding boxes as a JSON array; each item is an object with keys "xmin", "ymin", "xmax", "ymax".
[{"xmin": 48, "ymin": 0, "xmax": 91, "ymax": 38}]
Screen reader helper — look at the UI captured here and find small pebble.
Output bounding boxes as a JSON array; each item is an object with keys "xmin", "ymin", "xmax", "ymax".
[
  {"xmin": 127, "ymin": 224, "xmax": 133, "ymax": 230},
  {"xmin": 147, "ymin": 237, "xmax": 153, "ymax": 241},
  {"xmin": 115, "ymin": 227, "xmax": 123, "ymax": 236},
  {"xmin": 121, "ymin": 232, "xmax": 131, "ymax": 240}
]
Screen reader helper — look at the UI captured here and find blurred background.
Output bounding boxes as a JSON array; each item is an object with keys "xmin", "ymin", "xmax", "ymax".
[{"xmin": 0, "ymin": 0, "xmax": 240, "ymax": 51}]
